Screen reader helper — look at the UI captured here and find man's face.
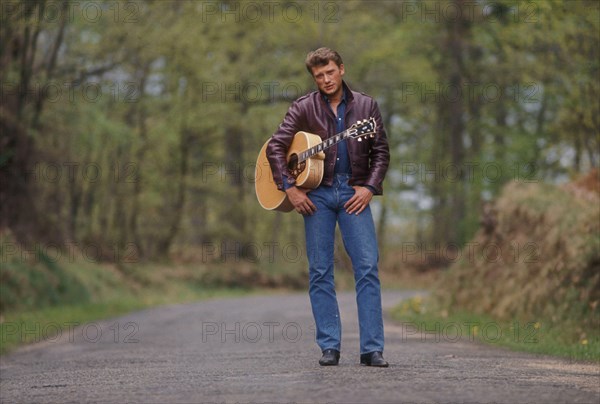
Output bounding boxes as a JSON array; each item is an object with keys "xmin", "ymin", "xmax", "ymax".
[{"xmin": 311, "ymin": 60, "xmax": 345, "ymax": 98}]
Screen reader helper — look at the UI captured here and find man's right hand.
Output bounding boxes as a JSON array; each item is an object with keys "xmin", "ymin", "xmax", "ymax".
[{"xmin": 286, "ymin": 187, "xmax": 317, "ymax": 215}]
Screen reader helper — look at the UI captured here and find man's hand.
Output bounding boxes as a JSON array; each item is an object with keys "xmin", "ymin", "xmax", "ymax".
[
  {"xmin": 286, "ymin": 186, "xmax": 317, "ymax": 215},
  {"xmin": 344, "ymin": 186, "xmax": 372, "ymax": 215}
]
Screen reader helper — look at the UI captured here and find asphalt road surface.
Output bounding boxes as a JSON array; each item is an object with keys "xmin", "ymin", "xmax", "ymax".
[{"xmin": 1, "ymin": 291, "xmax": 599, "ymax": 403}]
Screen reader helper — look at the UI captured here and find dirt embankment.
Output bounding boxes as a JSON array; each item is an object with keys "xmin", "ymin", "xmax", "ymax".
[{"xmin": 434, "ymin": 170, "xmax": 600, "ymax": 332}]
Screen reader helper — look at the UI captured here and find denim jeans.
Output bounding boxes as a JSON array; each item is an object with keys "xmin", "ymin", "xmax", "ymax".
[{"xmin": 303, "ymin": 173, "xmax": 384, "ymax": 354}]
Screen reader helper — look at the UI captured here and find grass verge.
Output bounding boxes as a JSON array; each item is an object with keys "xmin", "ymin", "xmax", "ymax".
[
  {"xmin": 391, "ymin": 296, "xmax": 600, "ymax": 363},
  {"xmin": 0, "ymin": 250, "xmax": 275, "ymax": 356}
]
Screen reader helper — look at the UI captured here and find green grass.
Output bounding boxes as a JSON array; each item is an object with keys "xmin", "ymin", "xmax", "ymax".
[
  {"xmin": 0, "ymin": 253, "xmax": 266, "ymax": 355},
  {"xmin": 391, "ymin": 296, "xmax": 600, "ymax": 363}
]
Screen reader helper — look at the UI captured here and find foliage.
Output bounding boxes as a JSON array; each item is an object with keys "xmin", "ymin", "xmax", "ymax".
[
  {"xmin": 1, "ymin": 0, "xmax": 598, "ymax": 266},
  {"xmin": 425, "ymin": 171, "xmax": 600, "ymax": 359}
]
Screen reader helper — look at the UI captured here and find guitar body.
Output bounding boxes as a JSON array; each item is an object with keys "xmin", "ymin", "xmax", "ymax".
[
  {"xmin": 255, "ymin": 131, "xmax": 325, "ymax": 212},
  {"xmin": 255, "ymin": 118, "xmax": 376, "ymax": 212}
]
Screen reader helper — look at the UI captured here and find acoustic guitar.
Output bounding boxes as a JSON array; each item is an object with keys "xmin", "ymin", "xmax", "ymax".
[{"xmin": 255, "ymin": 118, "xmax": 377, "ymax": 212}]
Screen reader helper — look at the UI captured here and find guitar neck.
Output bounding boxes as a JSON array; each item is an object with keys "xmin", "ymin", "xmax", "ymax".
[{"xmin": 298, "ymin": 128, "xmax": 353, "ymax": 162}]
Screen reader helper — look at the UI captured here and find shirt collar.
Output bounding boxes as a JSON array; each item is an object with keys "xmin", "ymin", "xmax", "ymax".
[{"xmin": 321, "ymin": 86, "xmax": 347, "ymax": 104}]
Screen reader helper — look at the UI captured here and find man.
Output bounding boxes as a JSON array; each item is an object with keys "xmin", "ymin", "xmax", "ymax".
[{"xmin": 267, "ymin": 48, "xmax": 390, "ymax": 367}]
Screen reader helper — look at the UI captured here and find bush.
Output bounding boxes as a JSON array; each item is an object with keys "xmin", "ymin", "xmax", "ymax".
[
  {"xmin": 433, "ymin": 176, "xmax": 600, "ymax": 334},
  {"xmin": 0, "ymin": 248, "xmax": 91, "ymax": 313}
]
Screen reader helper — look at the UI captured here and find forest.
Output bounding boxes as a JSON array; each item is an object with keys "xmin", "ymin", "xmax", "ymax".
[{"xmin": 1, "ymin": 0, "xmax": 598, "ymax": 270}]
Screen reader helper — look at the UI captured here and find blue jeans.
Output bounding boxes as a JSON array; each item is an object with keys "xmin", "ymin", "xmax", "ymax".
[{"xmin": 304, "ymin": 174, "xmax": 384, "ymax": 354}]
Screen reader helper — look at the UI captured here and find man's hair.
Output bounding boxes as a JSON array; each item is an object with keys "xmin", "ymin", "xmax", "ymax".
[{"xmin": 305, "ymin": 47, "xmax": 343, "ymax": 75}]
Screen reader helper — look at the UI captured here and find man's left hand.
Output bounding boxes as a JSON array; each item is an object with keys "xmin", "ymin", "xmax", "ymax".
[{"xmin": 344, "ymin": 186, "xmax": 373, "ymax": 215}]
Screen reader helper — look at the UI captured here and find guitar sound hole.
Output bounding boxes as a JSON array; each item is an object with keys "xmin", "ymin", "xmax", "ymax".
[{"xmin": 287, "ymin": 154, "xmax": 306, "ymax": 179}]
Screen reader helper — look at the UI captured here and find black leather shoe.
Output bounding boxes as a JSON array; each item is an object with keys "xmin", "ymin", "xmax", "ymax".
[
  {"xmin": 319, "ymin": 349, "xmax": 340, "ymax": 366},
  {"xmin": 360, "ymin": 351, "xmax": 389, "ymax": 367}
]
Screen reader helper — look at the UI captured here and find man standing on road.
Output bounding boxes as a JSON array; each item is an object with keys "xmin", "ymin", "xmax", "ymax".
[{"xmin": 266, "ymin": 48, "xmax": 390, "ymax": 367}]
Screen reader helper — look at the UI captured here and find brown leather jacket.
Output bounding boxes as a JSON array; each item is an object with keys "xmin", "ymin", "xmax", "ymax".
[{"xmin": 266, "ymin": 81, "xmax": 390, "ymax": 194}]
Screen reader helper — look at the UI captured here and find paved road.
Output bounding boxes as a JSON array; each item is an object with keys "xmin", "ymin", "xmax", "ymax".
[{"xmin": 1, "ymin": 291, "xmax": 599, "ymax": 403}]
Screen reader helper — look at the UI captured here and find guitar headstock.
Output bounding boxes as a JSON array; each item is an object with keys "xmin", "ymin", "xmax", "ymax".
[{"xmin": 347, "ymin": 117, "xmax": 376, "ymax": 142}]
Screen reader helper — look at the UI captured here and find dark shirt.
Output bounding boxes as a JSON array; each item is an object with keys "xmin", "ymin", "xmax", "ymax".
[
  {"xmin": 322, "ymin": 91, "xmax": 351, "ymax": 174},
  {"xmin": 326, "ymin": 90, "xmax": 377, "ymax": 193}
]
